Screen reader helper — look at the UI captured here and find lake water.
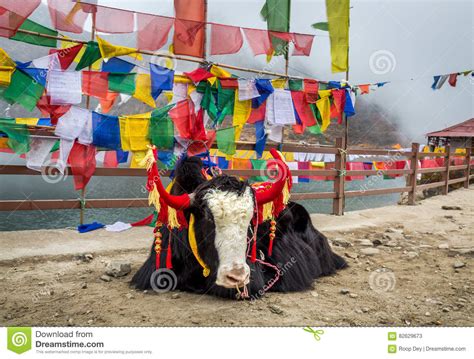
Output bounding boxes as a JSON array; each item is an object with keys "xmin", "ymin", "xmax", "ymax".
[{"xmin": 0, "ymin": 172, "xmax": 406, "ymax": 231}]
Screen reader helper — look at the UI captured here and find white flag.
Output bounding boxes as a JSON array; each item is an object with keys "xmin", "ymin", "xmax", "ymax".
[{"xmin": 47, "ymin": 70, "xmax": 82, "ymax": 105}]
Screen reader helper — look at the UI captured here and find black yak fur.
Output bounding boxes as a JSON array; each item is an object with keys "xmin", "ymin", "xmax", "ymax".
[{"xmin": 131, "ymin": 156, "xmax": 347, "ymax": 299}]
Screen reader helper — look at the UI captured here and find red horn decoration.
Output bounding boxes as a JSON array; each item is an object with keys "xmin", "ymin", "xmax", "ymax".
[
  {"xmin": 255, "ymin": 148, "xmax": 290, "ymax": 205},
  {"xmin": 151, "ymin": 149, "xmax": 191, "ymax": 210}
]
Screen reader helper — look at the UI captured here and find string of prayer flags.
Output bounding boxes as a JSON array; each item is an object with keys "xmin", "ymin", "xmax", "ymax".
[
  {"xmin": 108, "ymin": 73, "xmax": 136, "ymax": 95},
  {"xmin": 92, "ymin": 112, "xmax": 121, "ymax": 150},
  {"xmin": 76, "ymin": 41, "xmax": 102, "ymax": 71},
  {"xmin": 0, "ymin": 119, "xmax": 30, "ymax": 154},
  {"xmin": 119, "ymin": 112, "xmax": 151, "ymax": 152},
  {"xmin": 47, "ymin": 70, "xmax": 82, "ymax": 104},
  {"xmin": 1, "ymin": 69, "xmax": 44, "ymax": 111},
  {"xmin": 150, "ymin": 63, "xmax": 174, "ymax": 99},
  {"xmin": 149, "ymin": 104, "xmax": 175, "ymax": 150},
  {"xmin": 210, "ymin": 24, "xmax": 244, "ymax": 55},
  {"xmin": 97, "ymin": 36, "xmax": 142, "ymax": 60},
  {"xmin": 136, "ymin": 13, "xmax": 174, "ymax": 51},
  {"xmin": 10, "ymin": 19, "xmax": 58, "ymax": 48},
  {"xmin": 216, "ymin": 126, "xmax": 236, "ymax": 156},
  {"xmin": 326, "ymin": 0, "xmax": 349, "ymax": 73},
  {"xmin": 0, "ymin": 0, "xmax": 41, "ymax": 38}
]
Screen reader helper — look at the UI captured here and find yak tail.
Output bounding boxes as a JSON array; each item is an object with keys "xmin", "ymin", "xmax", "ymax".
[
  {"xmin": 130, "ymin": 244, "xmax": 155, "ymax": 290},
  {"xmin": 331, "ymin": 251, "xmax": 348, "ymax": 270}
]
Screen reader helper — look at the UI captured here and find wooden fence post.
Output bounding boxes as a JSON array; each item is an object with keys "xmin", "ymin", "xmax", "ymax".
[
  {"xmin": 442, "ymin": 145, "xmax": 451, "ymax": 195},
  {"xmin": 333, "ymin": 137, "xmax": 345, "ymax": 215},
  {"xmin": 465, "ymin": 147, "xmax": 472, "ymax": 189},
  {"xmin": 407, "ymin": 142, "xmax": 420, "ymax": 205}
]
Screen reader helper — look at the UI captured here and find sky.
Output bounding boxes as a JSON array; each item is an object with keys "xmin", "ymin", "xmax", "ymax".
[{"xmin": 37, "ymin": 0, "xmax": 474, "ymax": 142}]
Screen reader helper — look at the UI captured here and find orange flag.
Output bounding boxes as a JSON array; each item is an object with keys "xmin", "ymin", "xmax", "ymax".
[{"xmin": 173, "ymin": 0, "xmax": 206, "ymax": 58}]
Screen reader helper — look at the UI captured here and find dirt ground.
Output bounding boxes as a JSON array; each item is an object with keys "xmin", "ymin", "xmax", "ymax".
[{"xmin": 0, "ymin": 188, "xmax": 472, "ymax": 327}]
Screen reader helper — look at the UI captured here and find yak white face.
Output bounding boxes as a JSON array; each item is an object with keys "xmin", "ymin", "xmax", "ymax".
[{"xmin": 204, "ymin": 187, "xmax": 253, "ymax": 288}]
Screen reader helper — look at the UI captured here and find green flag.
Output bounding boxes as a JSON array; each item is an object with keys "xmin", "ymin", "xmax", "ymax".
[
  {"xmin": 1, "ymin": 69, "xmax": 44, "ymax": 111},
  {"xmin": 260, "ymin": 0, "xmax": 291, "ymax": 57},
  {"xmin": 250, "ymin": 159, "xmax": 268, "ymax": 182},
  {"xmin": 216, "ymin": 127, "xmax": 236, "ymax": 156},
  {"xmin": 311, "ymin": 22, "xmax": 329, "ymax": 31},
  {"xmin": 201, "ymin": 82, "xmax": 218, "ymax": 122},
  {"xmin": 108, "ymin": 73, "xmax": 137, "ymax": 95},
  {"xmin": 10, "ymin": 19, "xmax": 58, "ymax": 48},
  {"xmin": 149, "ymin": 104, "xmax": 175, "ymax": 149},
  {"xmin": 326, "ymin": 0, "xmax": 350, "ymax": 73},
  {"xmin": 76, "ymin": 41, "xmax": 102, "ymax": 71},
  {"xmin": 288, "ymin": 79, "xmax": 303, "ymax": 91},
  {"xmin": 0, "ymin": 119, "xmax": 30, "ymax": 154}
]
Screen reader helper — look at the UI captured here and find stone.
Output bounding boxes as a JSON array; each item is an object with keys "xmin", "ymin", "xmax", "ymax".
[
  {"xmin": 405, "ymin": 251, "xmax": 419, "ymax": 259},
  {"xmin": 268, "ymin": 304, "xmax": 284, "ymax": 315},
  {"xmin": 340, "ymin": 288, "xmax": 350, "ymax": 295},
  {"xmin": 355, "ymin": 239, "xmax": 373, "ymax": 247},
  {"xmin": 349, "ymin": 293, "xmax": 358, "ymax": 298},
  {"xmin": 441, "ymin": 205, "xmax": 462, "ymax": 210},
  {"xmin": 81, "ymin": 282, "xmax": 87, "ymax": 289},
  {"xmin": 171, "ymin": 293, "xmax": 181, "ymax": 299},
  {"xmin": 383, "ymin": 232, "xmax": 404, "ymax": 241},
  {"xmin": 438, "ymin": 243, "xmax": 449, "ymax": 249},
  {"xmin": 331, "ymin": 238, "xmax": 352, "ymax": 248},
  {"xmin": 106, "ymin": 261, "xmax": 131, "ymax": 278},
  {"xmin": 345, "ymin": 252, "xmax": 358, "ymax": 259},
  {"xmin": 442, "ymin": 307, "xmax": 450, "ymax": 313},
  {"xmin": 100, "ymin": 275, "xmax": 112, "ymax": 282},
  {"xmin": 372, "ymin": 239, "xmax": 383, "ymax": 247},
  {"xmin": 87, "ymin": 319, "xmax": 94, "ymax": 325},
  {"xmin": 125, "ymin": 293, "xmax": 134, "ymax": 300},
  {"xmin": 360, "ymin": 248, "xmax": 380, "ymax": 256},
  {"xmin": 453, "ymin": 261, "xmax": 465, "ymax": 269},
  {"xmin": 361, "ymin": 307, "xmax": 369, "ymax": 313},
  {"xmin": 425, "ymin": 312, "xmax": 431, "ymax": 316},
  {"xmin": 67, "ymin": 318, "xmax": 74, "ymax": 326},
  {"xmin": 310, "ymin": 291, "xmax": 319, "ymax": 298},
  {"xmin": 74, "ymin": 253, "xmax": 94, "ymax": 263}
]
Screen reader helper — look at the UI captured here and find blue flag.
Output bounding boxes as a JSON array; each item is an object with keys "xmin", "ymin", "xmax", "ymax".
[
  {"xmin": 150, "ymin": 64, "xmax": 174, "ymax": 99},
  {"xmin": 102, "ymin": 57, "xmax": 135, "ymax": 73}
]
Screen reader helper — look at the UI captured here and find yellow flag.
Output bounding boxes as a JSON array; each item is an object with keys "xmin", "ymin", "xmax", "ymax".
[
  {"xmin": 0, "ymin": 66, "xmax": 15, "ymax": 87},
  {"xmin": 174, "ymin": 74, "xmax": 193, "ymax": 84},
  {"xmin": 15, "ymin": 118, "xmax": 39, "ymax": 126},
  {"xmin": 133, "ymin": 74, "xmax": 156, "ymax": 108},
  {"xmin": 326, "ymin": 0, "xmax": 349, "ymax": 73},
  {"xmin": 272, "ymin": 78, "xmax": 287, "ymax": 89},
  {"xmin": 119, "ymin": 112, "xmax": 151, "ymax": 152},
  {"xmin": 97, "ymin": 36, "xmax": 143, "ymax": 61},
  {"xmin": 316, "ymin": 96, "xmax": 331, "ymax": 132},
  {"xmin": 210, "ymin": 65, "xmax": 231, "ymax": 78},
  {"xmin": 0, "ymin": 48, "xmax": 16, "ymax": 68},
  {"xmin": 130, "ymin": 150, "xmax": 147, "ymax": 168},
  {"xmin": 233, "ymin": 90, "xmax": 252, "ymax": 141}
]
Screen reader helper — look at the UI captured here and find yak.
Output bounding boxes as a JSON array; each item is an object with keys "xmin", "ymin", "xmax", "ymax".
[{"xmin": 131, "ymin": 149, "xmax": 347, "ymax": 299}]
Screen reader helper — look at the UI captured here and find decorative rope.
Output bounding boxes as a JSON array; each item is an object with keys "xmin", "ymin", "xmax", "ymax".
[{"xmin": 188, "ymin": 214, "xmax": 210, "ymax": 277}]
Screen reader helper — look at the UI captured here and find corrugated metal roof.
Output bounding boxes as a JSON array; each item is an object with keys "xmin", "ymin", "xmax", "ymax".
[{"xmin": 426, "ymin": 118, "xmax": 474, "ymax": 138}]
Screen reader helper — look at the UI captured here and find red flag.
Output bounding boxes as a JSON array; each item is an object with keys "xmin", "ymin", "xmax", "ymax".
[
  {"xmin": 137, "ymin": 13, "xmax": 174, "ymax": 51},
  {"xmin": 0, "ymin": 0, "xmax": 41, "ymax": 38},
  {"xmin": 270, "ymin": 32, "xmax": 315, "ymax": 56},
  {"xmin": 291, "ymin": 91, "xmax": 316, "ymax": 127},
  {"xmin": 47, "ymin": 0, "xmax": 89, "ymax": 34},
  {"xmin": 303, "ymin": 79, "xmax": 319, "ymax": 103},
  {"xmin": 36, "ymin": 95, "xmax": 71, "ymax": 125},
  {"xmin": 331, "ymin": 89, "xmax": 345, "ymax": 124},
  {"xmin": 99, "ymin": 91, "xmax": 118, "ymax": 113},
  {"xmin": 95, "ymin": 5, "xmax": 134, "ymax": 34},
  {"xmin": 191, "ymin": 108, "xmax": 207, "ymax": 141},
  {"xmin": 359, "ymin": 84, "xmax": 369, "ymax": 94},
  {"xmin": 219, "ymin": 78, "xmax": 238, "ymax": 88},
  {"xmin": 188, "ymin": 128, "xmax": 216, "ymax": 156},
  {"xmin": 49, "ymin": 44, "xmax": 83, "ymax": 70},
  {"xmin": 210, "ymin": 24, "xmax": 243, "ymax": 55},
  {"xmin": 68, "ymin": 142, "xmax": 96, "ymax": 190},
  {"xmin": 169, "ymin": 100, "xmax": 192, "ymax": 139},
  {"xmin": 184, "ymin": 67, "xmax": 213, "ymax": 82},
  {"xmin": 103, "ymin": 151, "xmax": 118, "ymax": 168},
  {"xmin": 242, "ymin": 28, "xmax": 272, "ymax": 56},
  {"xmin": 448, "ymin": 73, "xmax": 458, "ymax": 87},
  {"xmin": 82, "ymin": 71, "xmax": 109, "ymax": 100},
  {"xmin": 173, "ymin": 0, "xmax": 205, "ymax": 58},
  {"xmin": 247, "ymin": 103, "xmax": 266, "ymax": 124}
]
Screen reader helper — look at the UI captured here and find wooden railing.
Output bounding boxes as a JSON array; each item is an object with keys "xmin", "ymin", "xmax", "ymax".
[{"xmin": 0, "ymin": 138, "xmax": 472, "ymax": 216}]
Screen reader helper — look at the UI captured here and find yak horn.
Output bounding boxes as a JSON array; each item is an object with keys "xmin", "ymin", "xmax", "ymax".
[{"xmin": 255, "ymin": 148, "xmax": 290, "ymax": 205}]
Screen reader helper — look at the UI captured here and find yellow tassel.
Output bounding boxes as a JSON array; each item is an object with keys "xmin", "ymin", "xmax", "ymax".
[
  {"xmin": 167, "ymin": 207, "xmax": 180, "ymax": 229},
  {"xmin": 138, "ymin": 145, "xmax": 156, "ymax": 171},
  {"xmin": 282, "ymin": 180, "xmax": 290, "ymax": 205},
  {"xmin": 148, "ymin": 184, "xmax": 161, "ymax": 212},
  {"xmin": 188, "ymin": 214, "xmax": 210, "ymax": 277},
  {"xmin": 262, "ymin": 202, "xmax": 274, "ymax": 221}
]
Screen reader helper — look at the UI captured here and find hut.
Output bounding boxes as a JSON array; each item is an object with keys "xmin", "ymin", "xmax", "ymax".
[{"xmin": 426, "ymin": 118, "xmax": 474, "ymax": 150}]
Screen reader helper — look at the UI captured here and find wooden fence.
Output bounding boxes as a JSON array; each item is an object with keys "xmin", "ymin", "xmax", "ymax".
[{"xmin": 0, "ymin": 138, "xmax": 472, "ymax": 216}]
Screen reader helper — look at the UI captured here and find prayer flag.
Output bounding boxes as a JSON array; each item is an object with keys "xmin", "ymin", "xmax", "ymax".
[
  {"xmin": 326, "ymin": 0, "xmax": 349, "ymax": 73},
  {"xmin": 137, "ymin": 13, "xmax": 174, "ymax": 51},
  {"xmin": 95, "ymin": 5, "xmax": 134, "ymax": 34},
  {"xmin": 133, "ymin": 74, "xmax": 156, "ymax": 108},
  {"xmin": 10, "ymin": 18, "xmax": 58, "ymax": 47},
  {"xmin": 0, "ymin": 0, "xmax": 41, "ymax": 38},
  {"xmin": 216, "ymin": 126, "xmax": 236, "ymax": 156},
  {"xmin": 252, "ymin": 79, "xmax": 274, "ymax": 108},
  {"xmin": 82, "ymin": 71, "xmax": 108, "ymax": 100},
  {"xmin": 150, "ymin": 63, "xmax": 174, "ymax": 99},
  {"xmin": 97, "ymin": 36, "xmax": 142, "ymax": 60},
  {"xmin": 184, "ymin": 67, "xmax": 213, "ymax": 83},
  {"xmin": 1, "ymin": 69, "xmax": 44, "ymax": 111},
  {"xmin": 92, "ymin": 112, "xmax": 121, "ymax": 150},
  {"xmin": 233, "ymin": 90, "xmax": 252, "ymax": 141},
  {"xmin": 47, "ymin": 70, "xmax": 82, "ymax": 105},
  {"xmin": 173, "ymin": 0, "xmax": 205, "ymax": 57},
  {"xmin": 68, "ymin": 142, "xmax": 96, "ymax": 190},
  {"xmin": 47, "ymin": 0, "xmax": 88, "ymax": 34},
  {"xmin": 119, "ymin": 113, "xmax": 151, "ymax": 152},
  {"xmin": 0, "ymin": 119, "xmax": 30, "ymax": 154},
  {"xmin": 108, "ymin": 73, "xmax": 136, "ymax": 95},
  {"xmin": 243, "ymin": 28, "xmax": 273, "ymax": 56},
  {"xmin": 49, "ymin": 44, "xmax": 83, "ymax": 70},
  {"xmin": 260, "ymin": 0, "xmax": 290, "ymax": 56},
  {"xmin": 101, "ymin": 57, "xmax": 135, "ymax": 73},
  {"xmin": 210, "ymin": 24, "xmax": 243, "ymax": 55},
  {"xmin": 149, "ymin": 104, "xmax": 175, "ymax": 149},
  {"xmin": 76, "ymin": 41, "xmax": 102, "ymax": 71}
]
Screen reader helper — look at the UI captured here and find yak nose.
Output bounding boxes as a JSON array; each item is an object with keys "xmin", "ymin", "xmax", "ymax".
[{"xmin": 217, "ymin": 263, "xmax": 250, "ymax": 288}]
